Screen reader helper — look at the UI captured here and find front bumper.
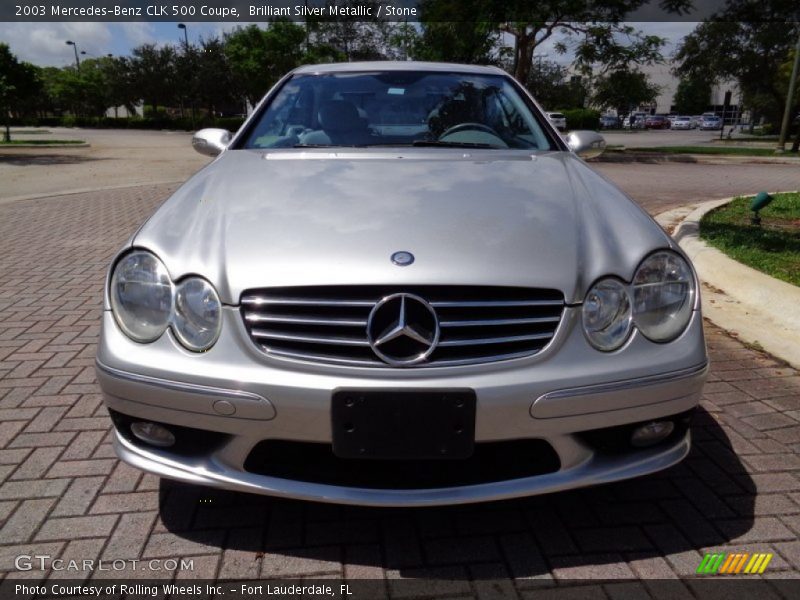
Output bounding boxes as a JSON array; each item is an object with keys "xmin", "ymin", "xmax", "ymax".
[
  {"xmin": 97, "ymin": 307, "xmax": 707, "ymax": 506},
  {"xmin": 111, "ymin": 422, "xmax": 692, "ymax": 506}
]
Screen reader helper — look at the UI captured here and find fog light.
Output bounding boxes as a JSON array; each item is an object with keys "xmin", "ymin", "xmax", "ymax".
[
  {"xmin": 630, "ymin": 421, "xmax": 674, "ymax": 448},
  {"xmin": 130, "ymin": 421, "xmax": 175, "ymax": 448}
]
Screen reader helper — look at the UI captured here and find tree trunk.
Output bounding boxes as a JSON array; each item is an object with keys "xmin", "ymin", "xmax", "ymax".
[
  {"xmin": 3, "ymin": 120, "xmax": 10, "ymax": 143},
  {"xmin": 791, "ymin": 126, "xmax": 800, "ymax": 152},
  {"xmin": 514, "ymin": 34, "xmax": 534, "ymax": 84}
]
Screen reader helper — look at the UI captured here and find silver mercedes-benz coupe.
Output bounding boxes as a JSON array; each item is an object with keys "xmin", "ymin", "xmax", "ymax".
[{"xmin": 96, "ymin": 62, "xmax": 708, "ymax": 506}]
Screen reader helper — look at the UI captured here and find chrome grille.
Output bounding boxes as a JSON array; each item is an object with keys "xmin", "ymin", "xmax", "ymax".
[{"xmin": 240, "ymin": 286, "xmax": 565, "ymax": 367}]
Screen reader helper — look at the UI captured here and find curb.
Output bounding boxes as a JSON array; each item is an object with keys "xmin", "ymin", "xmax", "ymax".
[
  {"xmin": 0, "ymin": 180, "xmax": 185, "ymax": 207},
  {"xmin": 597, "ymin": 152, "xmax": 800, "ymax": 165},
  {"xmin": 657, "ymin": 195, "xmax": 800, "ymax": 369}
]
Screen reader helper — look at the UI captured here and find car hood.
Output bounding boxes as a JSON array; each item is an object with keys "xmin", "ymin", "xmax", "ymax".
[{"xmin": 133, "ymin": 149, "xmax": 672, "ymax": 305}]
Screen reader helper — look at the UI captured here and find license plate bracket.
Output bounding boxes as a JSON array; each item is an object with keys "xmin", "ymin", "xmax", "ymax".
[{"xmin": 331, "ymin": 389, "xmax": 476, "ymax": 460}]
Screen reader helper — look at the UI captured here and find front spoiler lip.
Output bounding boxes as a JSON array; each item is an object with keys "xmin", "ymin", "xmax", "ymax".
[{"xmin": 113, "ymin": 429, "xmax": 691, "ymax": 507}]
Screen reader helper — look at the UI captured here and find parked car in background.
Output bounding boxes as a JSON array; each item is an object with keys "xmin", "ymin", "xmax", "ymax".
[
  {"xmin": 96, "ymin": 61, "xmax": 706, "ymax": 506},
  {"xmin": 671, "ymin": 116, "xmax": 695, "ymax": 130},
  {"xmin": 690, "ymin": 116, "xmax": 703, "ymax": 128},
  {"xmin": 546, "ymin": 112, "xmax": 567, "ymax": 131},
  {"xmin": 645, "ymin": 115, "xmax": 671, "ymax": 129},
  {"xmin": 599, "ymin": 115, "xmax": 621, "ymax": 129},
  {"xmin": 700, "ymin": 115, "xmax": 723, "ymax": 130},
  {"xmin": 666, "ymin": 114, "xmax": 679, "ymax": 126},
  {"xmin": 624, "ymin": 112, "xmax": 648, "ymax": 129}
]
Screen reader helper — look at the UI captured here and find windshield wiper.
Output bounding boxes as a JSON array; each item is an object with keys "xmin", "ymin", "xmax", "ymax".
[{"xmin": 411, "ymin": 140, "xmax": 500, "ymax": 149}]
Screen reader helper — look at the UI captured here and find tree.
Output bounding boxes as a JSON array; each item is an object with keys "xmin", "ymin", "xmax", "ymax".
[
  {"xmin": 388, "ymin": 20, "xmax": 419, "ymax": 61},
  {"xmin": 102, "ymin": 56, "xmax": 137, "ymax": 117},
  {"xmin": 74, "ymin": 58, "xmax": 114, "ymax": 116},
  {"xmin": 675, "ymin": 1, "xmax": 800, "ymax": 127},
  {"xmin": 779, "ymin": 47, "xmax": 800, "ymax": 152},
  {"xmin": 173, "ymin": 42, "xmax": 199, "ymax": 121},
  {"xmin": 129, "ymin": 44, "xmax": 178, "ymax": 115},
  {"xmin": 418, "ymin": 1, "xmax": 690, "ymax": 84},
  {"xmin": 195, "ymin": 36, "xmax": 240, "ymax": 117},
  {"xmin": 46, "ymin": 67, "xmax": 86, "ymax": 115},
  {"xmin": 673, "ymin": 76, "xmax": 711, "ymax": 115},
  {"xmin": 592, "ymin": 69, "xmax": 660, "ymax": 115},
  {"xmin": 0, "ymin": 72, "xmax": 13, "ymax": 141},
  {"xmin": 225, "ymin": 22, "xmax": 308, "ymax": 108},
  {"xmin": 506, "ymin": 20, "xmax": 665, "ymax": 84},
  {"xmin": 525, "ymin": 59, "xmax": 588, "ymax": 109},
  {"xmin": 0, "ymin": 44, "xmax": 40, "ymax": 141},
  {"xmin": 412, "ymin": 18, "xmax": 502, "ymax": 64},
  {"xmin": 312, "ymin": 2, "xmax": 397, "ymax": 62}
]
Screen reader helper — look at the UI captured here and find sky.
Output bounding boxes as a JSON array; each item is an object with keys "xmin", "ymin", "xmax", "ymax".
[{"xmin": 0, "ymin": 21, "xmax": 699, "ymax": 68}]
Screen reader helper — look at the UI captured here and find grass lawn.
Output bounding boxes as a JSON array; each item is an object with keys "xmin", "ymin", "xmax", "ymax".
[
  {"xmin": 0, "ymin": 139, "xmax": 84, "ymax": 145},
  {"xmin": 9, "ymin": 129, "xmax": 52, "ymax": 135},
  {"xmin": 627, "ymin": 145, "xmax": 792, "ymax": 157},
  {"xmin": 700, "ymin": 192, "xmax": 800, "ymax": 287}
]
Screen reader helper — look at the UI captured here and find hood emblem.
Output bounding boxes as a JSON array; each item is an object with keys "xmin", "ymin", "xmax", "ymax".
[
  {"xmin": 367, "ymin": 293, "xmax": 439, "ymax": 366},
  {"xmin": 391, "ymin": 251, "xmax": 415, "ymax": 266}
]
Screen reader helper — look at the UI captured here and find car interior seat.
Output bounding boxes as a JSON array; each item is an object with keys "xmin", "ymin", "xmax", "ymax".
[{"xmin": 300, "ymin": 100, "xmax": 374, "ymax": 146}]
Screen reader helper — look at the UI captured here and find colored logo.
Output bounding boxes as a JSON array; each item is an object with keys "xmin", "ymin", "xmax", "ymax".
[
  {"xmin": 391, "ymin": 251, "xmax": 415, "ymax": 266},
  {"xmin": 696, "ymin": 552, "xmax": 773, "ymax": 575}
]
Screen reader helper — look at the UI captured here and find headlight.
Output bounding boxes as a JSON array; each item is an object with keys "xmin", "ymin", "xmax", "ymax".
[
  {"xmin": 172, "ymin": 277, "xmax": 222, "ymax": 351},
  {"xmin": 632, "ymin": 251, "xmax": 695, "ymax": 342},
  {"xmin": 110, "ymin": 251, "xmax": 173, "ymax": 342},
  {"xmin": 582, "ymin": 278, "xmax": 633, "ymax": 351}
]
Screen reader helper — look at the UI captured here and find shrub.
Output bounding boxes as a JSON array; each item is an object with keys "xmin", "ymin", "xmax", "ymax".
[
  {"xmin": 215, "ymin": 117, "xmax": 246, "ymax": 131},
  {"xmin": 7, "ymin": 115, "xmax": 247, "ymax": 131},
  {"xmin": 560, "ymin": 108, "xmax": 601, "ymax": 130}
]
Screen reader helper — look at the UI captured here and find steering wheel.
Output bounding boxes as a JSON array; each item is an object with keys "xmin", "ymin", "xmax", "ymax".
[{"xmin": 439, "ymin": 122, "xmax": 501, "ymax": 139}]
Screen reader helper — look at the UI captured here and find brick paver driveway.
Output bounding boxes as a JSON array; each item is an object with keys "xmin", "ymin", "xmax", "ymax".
[{"xmin": 1, "ymin": 161, "xmax": 800, "ymax": 593}]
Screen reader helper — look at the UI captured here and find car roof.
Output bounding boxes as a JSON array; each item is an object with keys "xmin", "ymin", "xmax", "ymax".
[{"xmin": 292, "ymin": 61, "xmax": 509, "ymax": 76}]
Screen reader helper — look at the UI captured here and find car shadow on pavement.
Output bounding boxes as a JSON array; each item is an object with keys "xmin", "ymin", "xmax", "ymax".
[
  {"xmin": 0, "ymin": 153, "xmax": 102, "ymax": 166},
  {"xmin": 158, "ymin": 406, "xmax": 755, "ymax": 578}
]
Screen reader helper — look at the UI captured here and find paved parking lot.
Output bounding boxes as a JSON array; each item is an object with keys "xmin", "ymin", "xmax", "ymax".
[
  {"xmin": 600, "ymin": 128, "xmax": 732, "ymax": 148},
  {"xmin": 1, "ymin": 157, "xmax": 799, "ymax": 593}
]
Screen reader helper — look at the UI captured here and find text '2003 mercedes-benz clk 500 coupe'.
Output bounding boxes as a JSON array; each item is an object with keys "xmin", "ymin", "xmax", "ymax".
[{"xmin": 96, "ymin": 62, "xmax": 708, "ymax": 506}]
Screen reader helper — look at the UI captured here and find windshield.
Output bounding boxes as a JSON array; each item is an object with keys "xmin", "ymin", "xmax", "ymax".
[{"xmin": 240, "ymin": 71, "xmax": 554, "ymax": 150}]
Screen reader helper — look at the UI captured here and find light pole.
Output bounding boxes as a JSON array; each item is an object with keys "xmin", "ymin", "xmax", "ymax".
[
  {"xmin": 177, "ymin": 23, "xmax": 189, "ymax": 48},
  {"xmin": 65, "ymin": 40, "xmax": 80, "ymax": 70},
  {"xmin": 177, "ymin": 23, "xmax": 196, "ymax": 127},
  {"xmin": 304, "ymin": 1, "xmax": 309, "ymax": 53}
]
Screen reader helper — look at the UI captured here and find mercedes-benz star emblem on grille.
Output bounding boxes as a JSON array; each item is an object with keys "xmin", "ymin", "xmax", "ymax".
[
  {"xmin": 390, "ymin": 251, "xmax": 415, "ymax": 266},
  {"xmin": 367, "ymin": 293, "xmax": 439, "ymax": 366}
]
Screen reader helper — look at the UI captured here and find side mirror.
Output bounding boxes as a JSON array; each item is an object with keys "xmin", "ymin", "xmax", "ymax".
[
  {"xmin": 566, "ymin": 130, "xmax": 606, "ymax": 159},
  {"xmin": 192, "ymin": 128, "xmax": 232, "ymax": 157}
]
